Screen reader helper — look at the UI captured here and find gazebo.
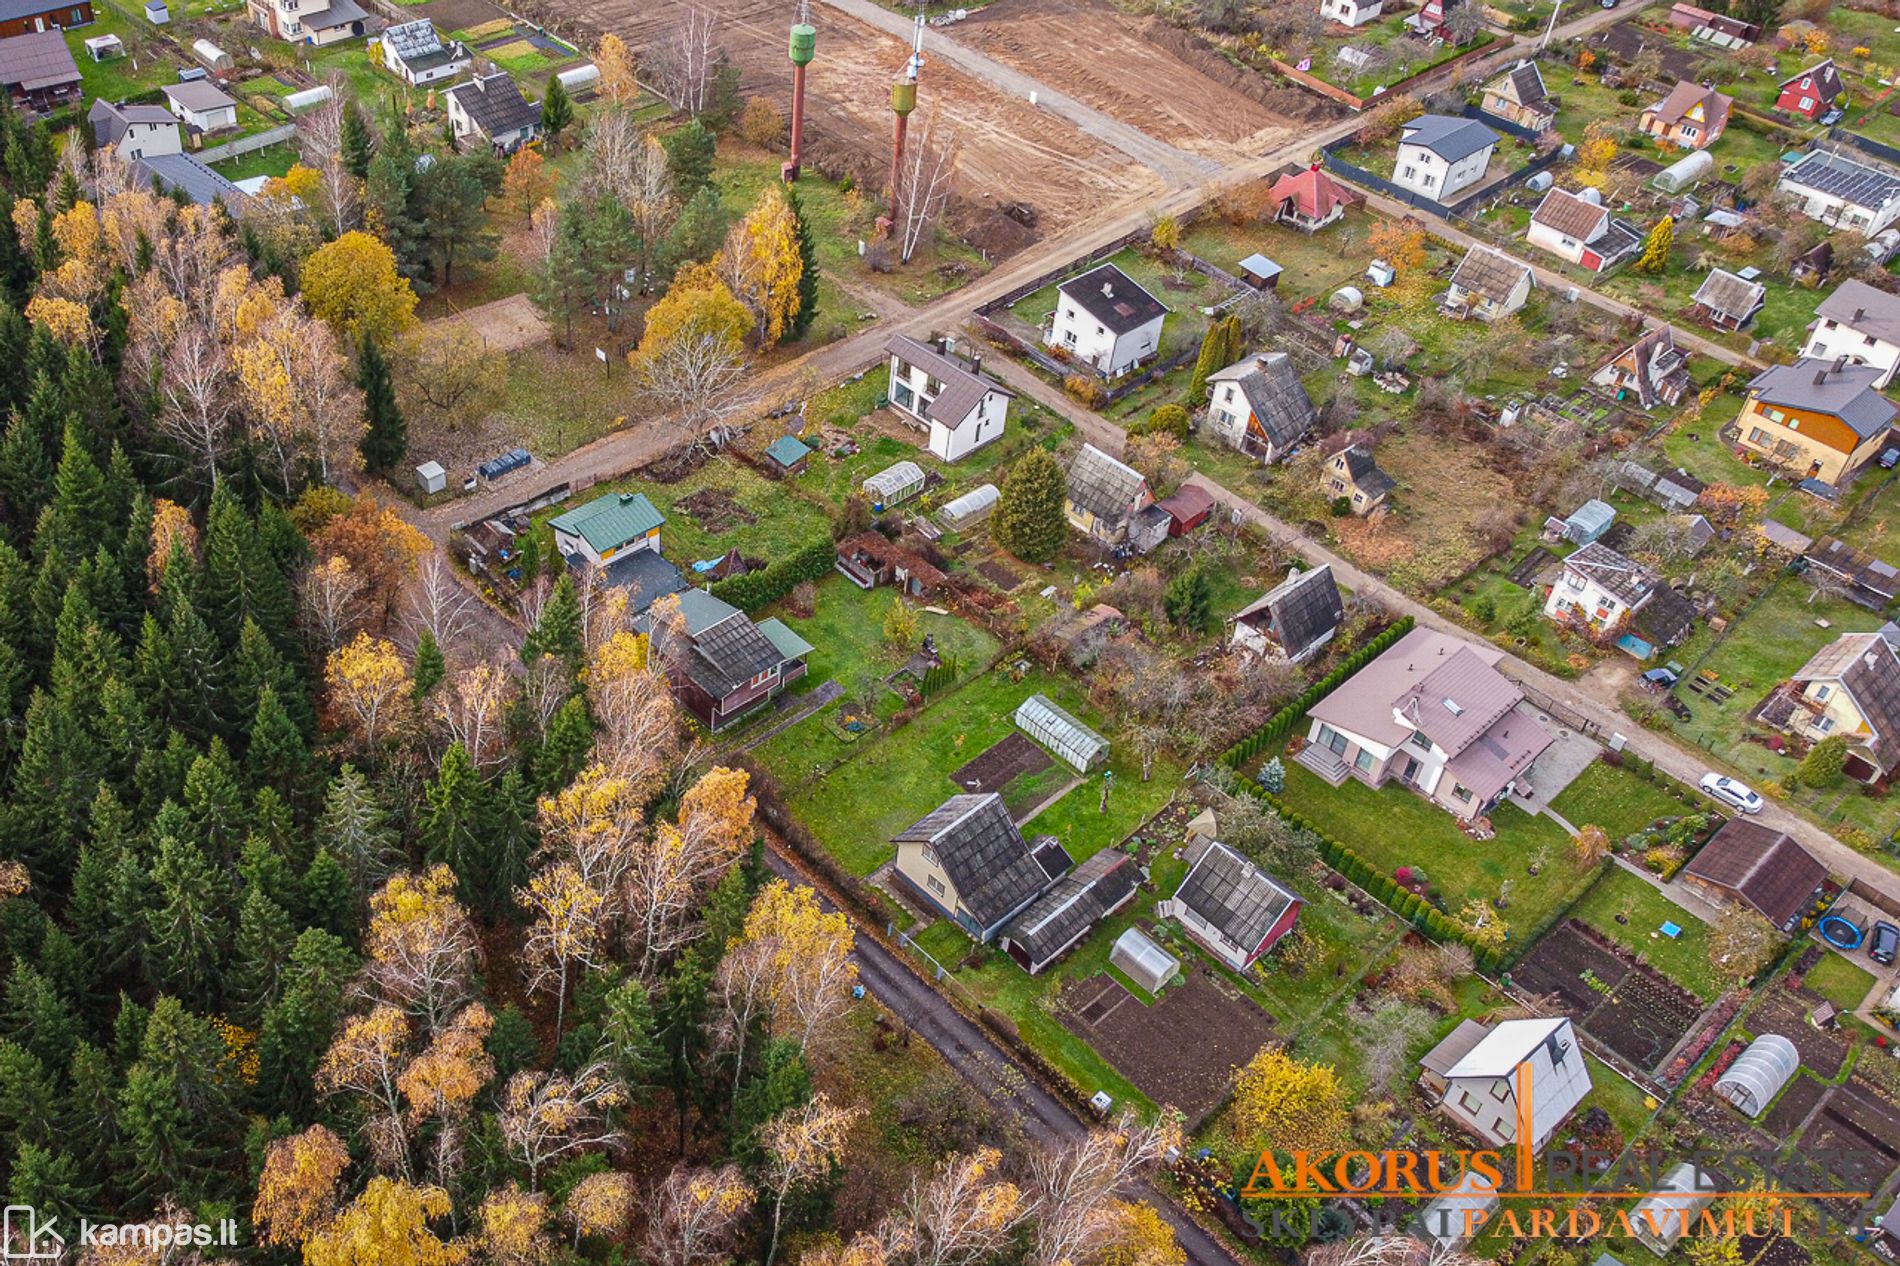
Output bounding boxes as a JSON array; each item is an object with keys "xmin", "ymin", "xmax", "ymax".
[{"xmin": 1714, "ymin": 1033, "xmax": 1799, "ymax": 1118}]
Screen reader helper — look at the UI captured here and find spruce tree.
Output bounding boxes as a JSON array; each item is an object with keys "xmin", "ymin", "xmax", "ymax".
[
  {"xmin": 10, "ymin": 1140, "xmax": 91, "ymax": 1226},
  {"xmin": 340, "ymin": 102, "xmax": 374, "ymax": 179},
  {"xmin": 602, "ymin": 977, "xmax": 663, "ymax": 1103},
  {"xmin": 302, "ymin": 849, "xmax": 355, "ymax": 939},
  {"xmin": 533, "ymin": 694, "xmax": 594, "ymax": 792},
  {"xmin": 1, "ymin": 961, "xmax": 79, "ymax": 1070},
  {"xmin": 992, "ymin": 447, "xmax": 1068, "ymax": 564},
  {"xmin": 540, "ymin": 75, "xmax": 574, "ymax": 146},
  {"xmin": 316, "ymin": 765, "xmax": 396, "ymax": 903},
  {"xmin": 1188, "ymin": 319, "xmax": 1228, "ymax": 407},
  {"xmin": 245, "ymin": 684, "xmax": 309, "ymax": 801},
  {"xmin": 0, "ymin": 1038, "xmax": 56, "ymax": 1148},
  {"xmin": 144, "ymin": 836, "xmax": 231, "ymax": 1008},
  {"xmin": 522, "ymin": 572, "xmax": 584, "ymax": 672},
  {"xmin": 0, "ymin": 410, "xmax": 50, "ymax": 533},
  {"xmin": 787, "ymin": 186, "xmax": 820, "ymax": 341},
  {"xmin": 64, "ymin": 1042, "xmax": 119, "ymax": 1194},
  {"xmin": 238, "ymin": 832, "xmax": 304, "ymax": 922},
  {"xmin": 663, "ymin": 119, "xmax": 717, "ymax": 196},
  {"xmin": 413, "ymin": 628, "xmax": 445, "ymax": 696},
  {"xmin": 357, "ymin": 332, "xmax": 407, "ymax": 473},
  {"xmin": 1165, "ymin": 564, "xmax": 1215, "ymax": 634},
  {"xmin": 420, "ymin": 743, "xmax": 492, "ymax": 907},
  {"xmin": 182, "ymin": 740, "xmax": 247, "ymax": 859},
  {"xmin": 229, "ymin": 888, "xmax": 295, "ymax": 1024}
]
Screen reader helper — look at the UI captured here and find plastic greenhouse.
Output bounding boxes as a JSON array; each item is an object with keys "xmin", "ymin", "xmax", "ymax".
[
  {"xmin": 1014, "ymin": 694, "xmax": 1109, "ymax": 773},
  {"xmin": 862, "ymin": 461, "xmax": 925, "ymax": 511},
  {"xmin": 1714, "ymin": 1034, "xmax": 1799, "ymax": 1118},
  {"xmin": 1629, "ymin": 1165, "xmax": 1716, "ymax": 1255},
  {"xmin": 938, "ymin": 483, "xmax": 999, "ymax": 531},
  {"xmin": 1110, "ymin": 928, "xmax": 1178, "ymax": 994}
]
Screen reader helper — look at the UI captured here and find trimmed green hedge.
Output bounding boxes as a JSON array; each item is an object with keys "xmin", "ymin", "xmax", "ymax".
[
  {"xmin": 1220, "ymin": 616, "xmax": 1416, "ymax": 768},
  {"xmin": 708, "ymin": 536, "xmax": 838, "ymax": 611}
]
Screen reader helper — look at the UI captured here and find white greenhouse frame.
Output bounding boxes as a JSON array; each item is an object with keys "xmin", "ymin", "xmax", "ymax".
[
  {"xmin": 1014, "ymin": 693, "xmax": 1109, "ymax": 773},
  {"xmin": 1714, "ymin": 1034, "xmax": 1798, "ymax": 1118},
  {"xmin": 1109, "ymin": 928, "xmax": 1178, "ymax": 993},
  {"xmin": 862, "ymin": 461, "xmax": 925, "ymax": 510}
]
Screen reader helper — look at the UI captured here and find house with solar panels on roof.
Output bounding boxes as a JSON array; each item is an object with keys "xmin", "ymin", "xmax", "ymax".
[
  {"xmin": 1418, "ymin": 1017, "xmax": 1591, "ymax": 1153},
  {"xmin": 379, "ymin": 18, "xmax": 469, "ymax": 86},
  {"xmin": 1778, "ymin": 149, "xmax": 1900, "ymax": 238},
  {"xmin": 1230, "ymin": 564, "xmax": 1345, "ymax": 665},
  {"xmin": 640, "ymin": 588, "xmax": 812, "ymax": 733},
  {"xmin": 892, "ymin": 793, "xmax": 1075, "ymax": 942},
  {"xmin": 1158, "ymin": 840, "xmax": 1301, "ymax": 971},
  {"xmin": 1043, "ymin": 263, "xmax": 1167, "ymax": 379},
  {"xmin": 884, "ymin": 333, "xmax": 1015, "ymax": 461}
]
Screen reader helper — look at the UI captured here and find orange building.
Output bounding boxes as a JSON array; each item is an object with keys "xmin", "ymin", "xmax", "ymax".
[{"xmin": 1736, "ymin": 357, "xmax": 1898, "ymax": 484}]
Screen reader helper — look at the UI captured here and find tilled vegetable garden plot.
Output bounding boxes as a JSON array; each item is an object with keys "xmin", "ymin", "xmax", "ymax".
[{"xmin": 1511, "ymin": 920, "xmax": 1702, "ymax": 1073}]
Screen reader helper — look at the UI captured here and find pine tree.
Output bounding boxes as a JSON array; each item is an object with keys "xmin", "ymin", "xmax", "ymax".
[
  {"xmin": 229, "ymin": 888, "xmax": 295, "ymax": 1024},
  {"xmin": 533, "ymin": 694, "xmax": 594, "ymax": 792},
  {"xmin": 786, "ymin": 186, "xmax": 820, "ymax": 341},
  {"xmin": 663, "ymin": 119, "xmax": 717, "ymax": 196},
  {"xmin": 1164, "ymin": 564, "xmax": 1214, "ymax": 634},
  {"xmin": 413, "ymin": 629, "xmax": 445, "ymax": 696},
  {"xmin": 357, "ymin": 332, "xmax": 407, "ymax": 473},
  {"xmin": 340, "ymin": 102, "xmax": 374, "ymax": 179},
  {"xmin": 992, "ymin": 447, "xmax": 1068, "ymax": 564},
  {"xmin": 145, "ymin": 835, "xmax": 231, "ymax": 1009},
  {"xmin": 420, "ymin": 743, "xmax": 493, "ymax": 906},
  {"xmin": 522, "ymin": 572, "xmax": 584, "ymax": 672},
  {"xmin": 1639, "ymin": 216, "xmax": 1673, "ymax": 274},
  {"xmin": 540, "ymin": 75, "xmax": 574, "ymax": 146},
  {"xmin": 245, "ymin": 684, "xmax": 310, "ymax": 801}
]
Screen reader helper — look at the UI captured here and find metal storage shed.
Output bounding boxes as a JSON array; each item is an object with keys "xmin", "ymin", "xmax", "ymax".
[
  {"xmin": 938, "ymin": 483, "xmax": 999, "ymax": 530},
  {"xmin": 1109, "ymin": 927, "xmax": 1178, "ymax": 993},
  {"xmin": 1014, "ymin": 693, "xmax": 1109, "ymax": 773},
  {"xmin": 1629, "ymin": 1164, "xmax": 1717, "ymax": 1255},
  {"xmin": 1714, "ymin": 1033, "xmax": 1798, "ymax": 1118},
  {"xmin": 1563, "ymin": 498, "xmax": 1617, "ymax": 545},
  {"xmin": 862, "ymin": 460, "xmax": 925, "ymax": 511}
]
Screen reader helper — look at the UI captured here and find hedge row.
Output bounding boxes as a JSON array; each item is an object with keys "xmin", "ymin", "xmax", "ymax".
[
  {"xmin": 708, "ymin": 536, "xmax": 838, "ymax": 611},
  {"xmin": 1220, "ymin": 616, "xmax": 1416, "ymax": 767},
  {"xmin": 1258, "ymin": 792, "xmax": 1507, "ymax": 974}
]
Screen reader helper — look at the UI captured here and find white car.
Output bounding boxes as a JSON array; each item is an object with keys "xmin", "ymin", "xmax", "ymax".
[{"xmin": 1700, "ymin": 773, "xmax": 1763, "ymax": 815}]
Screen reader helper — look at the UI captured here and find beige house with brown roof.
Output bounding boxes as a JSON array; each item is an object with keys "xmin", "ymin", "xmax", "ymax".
[
  {"xmin": 1300, "ymin": 627, "xmax": 1555, "ymax": 822},
  {"xmin": 1640, "ymin": 81, "xmax": 1731, "ymax": 150},
  {"xmin": 1481, "ymin": 60, "xmax": 1555, "ymax": 132},
  {"xmin": 1443, "ymin": 245, "xmax": 1533, "ymax": 321}
]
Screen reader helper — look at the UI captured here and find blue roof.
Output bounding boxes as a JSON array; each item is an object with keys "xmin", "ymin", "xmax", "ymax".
[
  {"xmin": 1401, "ymin": 114, "xmax": 1500, "ymax": 163},
  {"xmin": 549, "ymin": 491, "xmax": 666, "ymax": 554},
  {"xmin": 765, "ymin": 434, "xmax": 812, "ymax": 466}
]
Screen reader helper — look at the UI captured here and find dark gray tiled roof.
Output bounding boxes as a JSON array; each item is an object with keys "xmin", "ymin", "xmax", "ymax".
[
  {"xmin": 1450, "ymin": 246, "xmax": 1533, "ymax": 306},
  {"xmin": 1336, "ymin": 443, "xmax": 1396, "ymax": 496},
  {"xmin": 886, "ymin": 332, "xmax": 1013, "ymax": 429},
  {"xmin": 1066, "ymin": 443, "xmax": 1148, "ymax": 524},
  {"xmin": 0, "ymin": 31, "xmax": 77, "ymax": 91},
  {"xmin": 1171, "ymin": 841, "xmax": 1296, "ymax": 952},
  {"xmin": 1633, "ymin": 584, "xmax": 1695, "ymax": 647},
  {"xmin": 1058, "ymin": 263, "xmax": 1167, "ymax": 335},
  {"xmin": 1234, "ymin": 564, "xmax": 1345, "ymax": 660},
  {"xmin": 1564, "ymin": 541, "xmax": 1659, "ymax": 607},
  {"xmin": 1000, "ymin": 849, "xmax": 1136, "ymax": 967},
  {"xmin": 1692, "ymin": 269, "xmax": 1765, "ymax": 321},
  {"xmin": 447, "ymin": 72, "xmax": 541, "ymax": 137},
  {"xmin": 686, "ymin": 610, "xmax": 786, "ymax": 699},
  {"xmin": 1750, "ymin": 359, "xmax": 1898, "ymax": 440},
  {"xmin": 895, "ymin": 794, "xmax": 1053, "ymax": 930},
  {"xmin": 1400, "ymin": 114, "xmax": 1499, "ymax": 163},
  {"xmin": 1207, "ymin": 352, "xmax": 1317, "ymax": 450}
]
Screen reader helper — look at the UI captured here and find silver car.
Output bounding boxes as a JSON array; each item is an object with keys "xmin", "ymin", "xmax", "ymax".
[{"xmin": 1700, "ymin": 773, "xmax": 1763, "ymax": 814}]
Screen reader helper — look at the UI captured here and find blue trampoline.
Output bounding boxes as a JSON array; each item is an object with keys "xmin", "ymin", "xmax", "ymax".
[{"xmin": 1818, "ymin": 914, "xmax": 1865, "ymax": 951}]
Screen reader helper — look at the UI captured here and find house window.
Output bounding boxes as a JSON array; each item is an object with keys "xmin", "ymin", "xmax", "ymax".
[
  {"xmin": 1766, "ymin": 408, "xmax": 1785, "ymax": 423},
  {"xmin": 1458, "ymin": 1091, "xmax": 1482, "ymax": 1113},
  {"xmin": 1402, "ymin": 166, "xmax": 1417, "ymax": 180},
  {"xmin": 1354, "ymin": 749, "xmax": 1374, "ymax": 773},
  {"xmin": 1452, "ymin": 783, "xmax": 1473, "ymax": 802},
  {"xmin": 1317, "ymin": 724, "xmax": 1348, "ymax": 756},
  {"xmin": 1811, "ymin": 343, "xmax": 1829, "ymax": 358},
  {"xmin": 1490, "ymin": 1082, "xmax": 1510, "ymax": 1102},
  {"xmin": 1422, "ymin": 174, "xmax": 1437, "ymax": 189},
  {"xmin": 1815, "ymin": 715, "xmax": 1835, "ymax": 733},
  {"xmin": 1816, "ymin": 685, "xmax": 1832, "ymax": 701},
  {"xmin": 1747, "ymin": 426, "xmax": 1772, "ymax": 446},
  {"xmin": 1063, "ymin": 330, "xmax": 1076, "ymax": 347},
  {"xmin": 1409, "ymin": 730, "xmax": 1432, "ymax": 752},
  {"xmin": 926, "ymin": 875, "xmax": 945, "ymax": 898},
  {"xmin": 921, "ymin": 844, "xmax": 937, "ymax": 867}
]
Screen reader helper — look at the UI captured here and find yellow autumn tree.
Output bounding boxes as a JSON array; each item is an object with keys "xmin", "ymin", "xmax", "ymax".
[
  {"xmin": 303, "ymin": 1177, "xmax": 469, "ymax": 1266},
  {"xmin": 565, "ymin": 1171, "xmax": 637, "ymax": 1245},
  {"xmin": 596, "ymin": 33, "xmax": 639, "ymax": 104},
  {"xmin": 363, "ymin": 866, "xmax": 480, "ymax": 1034},
  {"xmin": 252, "ymin": 1124, "xmax": 351, "ymax": 1247},
  {"xmin": 262, "ymin": 163, "xmax": 323, "ymax": 205},
  {"xmin": 24, "ymin": 295, "xmax": 94, "ymax": 345},
  {"xmin": 480, "ymin": 1183, "xmax": 554, "ymax": 1266},
  {"xmin": 503, "ymin": 147, "xmax": 553, "ymax": 216},
  {"xmin": 635, "ymin": 262, "xmax": 754, "ymax": 359},
  {"xmin": 315, "ymin": 1003, "xmax": 412, "ymax": 1168},
  {"xmin": 325, "ymin": 631, "xmax": 412, "ymax": 752},
  {"xmin": 761, "ymin": 1094, "xmax": 863, "ymax": 1265},
  {"xmin": 398, "ymin": 1002, "xmax": 496, "ymax": 1133},
  {"xmin": 719, "ymin": 877, "xmax": 856, "ymax": 1061},
  {"xmin": 1366, "ymin": 219, "xmax": 1428, "ymax": 275},
  {"xmin": 148, "ymin": 498, "xmax": 198, "ymax": 592},
  {"xmin": 720, "ymin": 185, "xmax": 804, "ymax": 347},
  {"xmin": 517, "ymin": 861, "xmax": 609, "ymax": 1034},
  {"xmin": 1230, "ymin": 1046, "xmax": 1350, "ymax": 1155},
  {"xmin": 302, "ymin": 230, "xmax": 419, "ymax": 344},
  {"xmin": 1097, "ymin": 1202, "xmax": 1186, "ymax": 1266}
]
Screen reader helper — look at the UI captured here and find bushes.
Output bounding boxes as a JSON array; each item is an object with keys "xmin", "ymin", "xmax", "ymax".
[
  {"xmin": 1063, "ymin": 374, "xmax": 1107, "ymax": 408},
  {"xmin": 1221, "ymin": 617, "xmax": 1416, "ymax": 768},
  {"xmin": 708, "ymin": 536, "xmax": 836, "ymax": 610}
]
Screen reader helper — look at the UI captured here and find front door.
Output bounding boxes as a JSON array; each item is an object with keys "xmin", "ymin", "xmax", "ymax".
[{"xmin": 1400, "ymin": 755, "xmax": 1420, "ymax": 786}]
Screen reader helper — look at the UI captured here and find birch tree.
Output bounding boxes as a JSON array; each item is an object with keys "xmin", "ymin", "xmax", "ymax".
[
  {"xmin": 315, "ymin": 1004, "xmax": 413, "ymax": 1173},
  {"xmin": 517, "ymin": 861, "xmax": 609, "ymax": 1035},
  {"xmin": 643, "ymin": 1163, "xmax": 755, "ymax": 1266},
  {"xmin": 362, "ymin": 866, "xmax": 480, "ymax": 1035},
  {"xmin": 650, "ymin": 8, "xmax": 720, "ymax": 114},
  {"xmin": 499, "ymin": 1063, "xmax": 626, "ymax": 1186},
  {"xmin": 895, "ymin": 111, "xmax": 962, "ymax": 265},
  {"xmin": 761, "ymin": 1094, "xmax": 862, "ymax": 1265}
]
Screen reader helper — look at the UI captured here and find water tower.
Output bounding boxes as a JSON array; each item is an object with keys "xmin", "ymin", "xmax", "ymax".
[
  {"xmin": 782, "ymin": 12, "xmax": 815, "ymax": 181},
  {"xmin": 885, "ymin": 14, "xmax": 925, "ymax": 229}
]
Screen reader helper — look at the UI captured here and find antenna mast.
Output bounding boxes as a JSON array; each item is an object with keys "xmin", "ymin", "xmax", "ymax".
[{"xmin": 885, "ymin": 12, "xmax": 924, "ymax": 229}]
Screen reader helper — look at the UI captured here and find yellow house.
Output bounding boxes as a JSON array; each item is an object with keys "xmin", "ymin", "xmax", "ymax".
[
  {"xmin": 1736, "ymin": 358, "xmax": 1898, "ymax": 484},
  {"xmin": 1781, "ymin": 628, "xmax": 1900, "ymax": 783}
]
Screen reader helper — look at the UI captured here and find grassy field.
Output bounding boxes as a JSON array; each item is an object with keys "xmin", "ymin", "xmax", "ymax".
[
  {"xmin": 1548, "ymin": 759, "xmax": 1698, "ymax": 840},
  {"xmin": 1180, "ymin": 212, "xmax": 1369, "ymax": 305},
  {"xmin": 1279, "ymin": 762, "xmax": 1591, "ymax": 943},
  {"xmin": 787, "ymin": 667, "xmax": 1179, "ymax": 876},
  {"xmin": 1805, "ymin": 952, "xmax": 1877, "ymax": 1011},
  {"xmin": 1567, "ymin": 864, "xmax": 1721, "ymax": 1001}
]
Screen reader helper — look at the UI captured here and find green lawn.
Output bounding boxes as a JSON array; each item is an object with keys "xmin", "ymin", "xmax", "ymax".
[
  {"xmin": 1180, "ymin": 212, "xmax": 1369, "ymax": 306},
  {"xmin": 1548, "ymin": 759, "xmax": 1697, "ymax": 840},
  {"xmin": 1250, "ymin": 873, "xmax": 1402, "ymax": 1028},
  {"xmin": 1805, "ymin": 952, "xmax": 1877, "ymax": 1012},
  {"xmin": 1566, "ymin": 864, "xmax": 1722, "ymax": 1002},
  {"xmin": 211, "ymin": 144, "xmax": 297, "ymax": 183},
  {"xmin": 787, "ymin": 667, "xmax": 1179, "ymax": 876},
  {"xmin": 1278, "ymin": 762, "xmax": 1593, "ymax": 947}
]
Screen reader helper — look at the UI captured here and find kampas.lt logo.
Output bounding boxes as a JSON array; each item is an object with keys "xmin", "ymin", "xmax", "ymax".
[{"xmin": 2, "ymin": 1205, "xmax": 64, "ymax": 1262}]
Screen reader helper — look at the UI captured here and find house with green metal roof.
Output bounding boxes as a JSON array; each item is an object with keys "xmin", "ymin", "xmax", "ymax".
[{"xmin": 549, "ymin": 491, "xmax": 666, "ymax": 567}]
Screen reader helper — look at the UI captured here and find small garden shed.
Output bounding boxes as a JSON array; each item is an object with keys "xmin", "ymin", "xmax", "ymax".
[
  {"xmin": 1014, "ymin": 693, "xmax": 1109, "ymax": 773},
  {"xmin": 1110, "ymin": 927, "xmax": 1178, "ymax": 993},
  {"xmin": 1563, "ymin": 499, "xmax": 1617, "ymax": 545},
  {"xmin": 1714, "ymin": 1033, "xmax": 1798, "ymax": 1118},
  {"xmin": 764, "ymin": 434, "xmax": 812, "ymax": 476},
  {"xmin": 863, "ymin": 460, "xmax": 925, "ymax": 511}
]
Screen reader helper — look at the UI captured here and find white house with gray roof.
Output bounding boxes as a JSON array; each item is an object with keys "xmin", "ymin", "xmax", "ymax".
[
  {"xmin": 1419, "ymin": 1017, "xmax": 1590, "ymax": 1153},
  {"xmin": 445, "ymin": 72, "xmax": 542, "ymax": 154},
  {"xmin": 1543, "ymin": 541, "xmax": 1664, "ymax": 636},
  {"xmin": 1204, "ymin": 350, "xmax": 1317, "ymax": 462},
  {"xmin": 1044, "ymin": 262, "xmax": 1168, "ymax": 379},
  {"xmin": 1802, "ymin": 278, "xmax": 1900, "ymax": 387},
  {"xmin": 162, "ymin": 79, "xmax": 238, "ymax": 134},
  {"xmin": 380, "ymin": 18, "xmax": 469, "ymax": 86},
  {"xmin": 1394, "ymin": 114, "xmax": 1498, "ymax": 201},
  {"xmin": 1778, "ymin": 149, "xmax": 1900, "ymax": 237},
  {"xmin": 885, "ymin": 333, "xmax": 1015, "ymax": 461},
  {"xmin": 88, "ymin": 98, "xmax": 182, "ymax": 159},
  {"xmin": 1301, "ymin": 626, "xmax": 1554, "ymax": 821},
  {"xmin": 1157, "ymin": 840, "xmax": 1301, "ymax": 971}
]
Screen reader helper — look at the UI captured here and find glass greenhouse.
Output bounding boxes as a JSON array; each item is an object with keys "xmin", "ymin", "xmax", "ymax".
[{"xmin": 1014, "ymin": 693, "xmax": 1109, "ymax": 773}]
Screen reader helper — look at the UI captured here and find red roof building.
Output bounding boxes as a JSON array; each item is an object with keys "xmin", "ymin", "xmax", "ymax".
[
  {"xmin": 1269, "ymin": 165, "xmax": 1353, "ymax": 233},
  {"xmin": 1776, "ymin": 59, "xmax": 1844, "ymax": 120}
]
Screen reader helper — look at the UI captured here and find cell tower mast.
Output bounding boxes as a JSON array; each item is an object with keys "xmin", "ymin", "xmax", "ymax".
[
  {"xmin": 885, "ymin": 13, "xmax": 924, "ymax": 228},
  {"xmin": 783, "ymin": 0, "xmax": 815, "ymax": 181}
]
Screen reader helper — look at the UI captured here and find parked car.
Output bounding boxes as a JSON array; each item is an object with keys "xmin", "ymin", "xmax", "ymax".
[
  {"xmin": 1700, "ymin": 773, "xmax": 1764, "ymax": 814},
  {"xmin": 1872, "ymin": 921, "xmax": 1900, "ymax": 967}
]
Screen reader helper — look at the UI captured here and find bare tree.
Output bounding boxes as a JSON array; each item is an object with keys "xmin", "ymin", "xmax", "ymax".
[
  {"xmin": 157, "ymin": 323, "xmax": 236, "ymax": 490},
  {"xmin": 896, "ymin": 110, "xmax": 962, "ymax": 265},
  {"xmin": 297, "ymin": 75, "xmax": 359, "ymax": 235},
  {"xmin": 636, "ymin": 327, "xmax": 753, "ymax": 455},
  {"xmin": 649, "ymin": 8, "xmax": 719, "ymax": 114},
  {"xmin": 408, "ymin": 553, "xmax": 480, "ymax": 656}
]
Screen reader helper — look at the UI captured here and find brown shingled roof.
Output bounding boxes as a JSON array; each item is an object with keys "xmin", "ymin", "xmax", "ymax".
[{"xmin": 1684, "ymin": 819, "xmax": 1827, "ymax": 928}]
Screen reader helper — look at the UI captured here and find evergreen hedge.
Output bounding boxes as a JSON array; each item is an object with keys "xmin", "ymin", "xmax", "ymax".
[
  {"xmin": 1219, "ymin": 616, "xmax": 1416, "ymax": 768},
  {"xmin": 708, "ymin": 537, "xmax": 838, "ymax": 611}
]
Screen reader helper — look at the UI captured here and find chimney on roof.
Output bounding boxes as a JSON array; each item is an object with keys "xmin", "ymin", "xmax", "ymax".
[
  {"xmin": 972, "ymin": 350, "xmax": 983, "ymax": 375},
  {"xmin": 1855, "ymin": 306, "xmax": 1866, "ymax": 322},
  {"xmin": 941, "ymin": 335, "xmax": 954, "ymax": 358},
  {"xmin": 1815, "ymin": 367, "xmax": 1829, "ymax": 386},
  {"xmin": 1834, "ymin": 354, "xmax": 1848, "ymax": 374},
  {"xmin": 1102, "ymin": 281, "xmax": 1114, "ymax": 298}
]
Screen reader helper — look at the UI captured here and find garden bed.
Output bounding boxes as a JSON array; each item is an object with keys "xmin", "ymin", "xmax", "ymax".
[
  {"xmin": 1511, "ymin": 920, "xmax": 1703, "ymax": 1073},
  {"xmin": 951, "ymin": 733, "xmax": 1054, "ymax": 795}
]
